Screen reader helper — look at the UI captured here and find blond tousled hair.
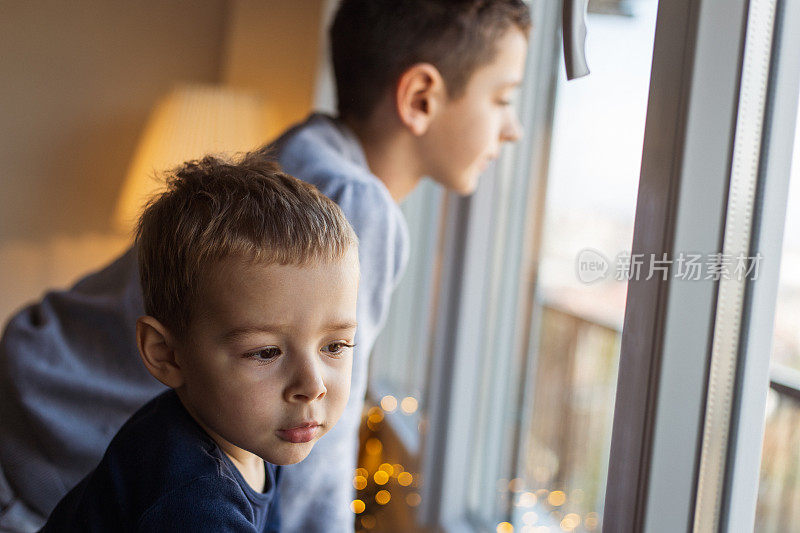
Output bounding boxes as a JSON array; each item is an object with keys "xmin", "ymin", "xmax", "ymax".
[{"xmin": 135, "ymin": 151, "xmax": 358, "ymax": 337}]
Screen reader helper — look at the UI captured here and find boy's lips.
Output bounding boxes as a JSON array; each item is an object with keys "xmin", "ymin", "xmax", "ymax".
[{"xmin": 276, "ymin": 422, "xmax": 320, "ymax": 443}]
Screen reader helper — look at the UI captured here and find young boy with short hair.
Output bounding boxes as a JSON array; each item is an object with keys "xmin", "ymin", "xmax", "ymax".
[
  {"xmin": 0, "ymin": 2, "xmax": 531, "ymax": 531},
  {"xmin": 41, "ymin": 153, "xmax": 360, "ymax": 531}
]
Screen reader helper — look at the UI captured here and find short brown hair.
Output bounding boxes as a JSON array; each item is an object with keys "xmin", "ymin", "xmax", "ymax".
[
  {"xmin": 135, "ymin": 152, "xmax": 358, "ymax": 337},
  {"xmin": 330, "ymin": 0, "xmax": 531, "ymax": 120}
]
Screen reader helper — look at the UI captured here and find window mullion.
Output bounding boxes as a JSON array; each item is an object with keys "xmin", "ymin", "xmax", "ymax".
[{"xmin": 724, "ymin": 0, "xmax": 800, "ymax": 526}]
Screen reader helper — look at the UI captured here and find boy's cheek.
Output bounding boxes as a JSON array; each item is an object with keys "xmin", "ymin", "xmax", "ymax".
[
  {"xmin": 332, "ymin": 366, "xmax": 352, "ymax": 394},
  {"xmin": 327, "ymin": 367, "xmax": 353, "ymax": 410}
]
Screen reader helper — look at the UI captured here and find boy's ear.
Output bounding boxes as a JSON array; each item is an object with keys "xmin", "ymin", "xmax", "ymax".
[
  {"xmin": 395, "ymin": 63, "xmax": 446, "ymax": 136},
  {"xmin": 136, "ymin": 316, "xmax": 184, "ymax": 389}
]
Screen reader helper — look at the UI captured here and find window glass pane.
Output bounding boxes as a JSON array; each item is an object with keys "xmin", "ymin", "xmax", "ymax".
[
  {"xmin": 466, "ymin": 1, "xmax": 659, "ymax": 530},
  {"xmin": 369, "ymin": 180, "xmax": 444, "ymax": 412},
  {"xmin": 354, "ymin": 182, "xmax": 444, "ymax": 531},
  {"xmin": 767, "ymin": 105, "xmax": 800, "ymax": 373},
  {"xmin": 755, "ymin": 88, "xmax": 800, "ymax": 533},
  {"xmin": 756, "ymin": 389, "xmax": 800, "ymax": 530}
]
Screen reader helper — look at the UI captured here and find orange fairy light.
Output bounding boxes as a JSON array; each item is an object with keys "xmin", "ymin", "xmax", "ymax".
[
  {"xmin": 496, "ymin": 522, "xmax": 514, "ymax": 533},
  {"xmin": 351, "ymin": 499, "xmax": 366, "ymax": 514}
]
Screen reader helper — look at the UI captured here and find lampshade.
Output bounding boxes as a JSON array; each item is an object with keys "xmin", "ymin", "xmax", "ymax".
[{"xmin": 113, "ymin": 84, "xmax": 270, "ymax": 233}]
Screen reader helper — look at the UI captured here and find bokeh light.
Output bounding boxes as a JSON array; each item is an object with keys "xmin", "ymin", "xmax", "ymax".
[
  {"xmin": 401, "ymin": 396, "xmax": 418, "ymax": 414},
  {"xmin": 351, "ymin": 499, "xmax": 365, "ymax": 514},
  {"xmin": 365, "ymin": 438, "xmax": 382, "ymax": 455},
  {"xmin": 518, "ymin": 491, "xmax": 537, "ymax": 507},
  {"xmin": 397, "ymin": 472, "xmax": 413, "ymax": 486},
  {"xmin": 380, "ymin": 395, "xmax": 398, "ymax": 412},
  {"xmin": 406, "ymin": 492, "xmax": 422, "ymax": 507},
  {"xmin": 368, "ymin": 406, "xmax": 384, "ymax": 419},
  {"xmin": 548, "ymin": 490, "xmax": 566, "ymax": 507},
  {"xmin": 360, "ymin": 515, "xmax": 376, "ymax": 529},
  {"xmin": 522, "ymin": 511, "xmax": 538, "ymax": 525},
  {"xmin": 496, "ymin": 521, "xmax": 514, "ymax": 533},
  {"xmin": 353, "ymin": 475, "xmax": 367, "ymax": 490},
  {"xmin": 561, "ymin": 513, "xmax": 580, "ymax": 530}
]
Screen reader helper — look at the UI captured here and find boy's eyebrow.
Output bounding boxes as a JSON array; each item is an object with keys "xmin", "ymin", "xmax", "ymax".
[
  {"xmin": 496, "ymin": 77, "xmax": 523, "ymax": 89},
  {"xmin": 221, "ymin": 324, "xmax": 285, "ymax": 342},
  {"xmin": 321, "ymin": 321, "xmax": 359, "ymax": 333},
  {"xmin": 221, "ymin": 322, "xmax": 358, "ymax": 342}
]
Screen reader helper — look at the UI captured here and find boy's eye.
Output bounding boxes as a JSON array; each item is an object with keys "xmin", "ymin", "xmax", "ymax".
[
  {"xmin": 245, "ymin": 346, "xmax": 282, "ymax": 363},
  {"xmin": 322, "ymin": 341, "xmax": 356, "ymax": 357}
]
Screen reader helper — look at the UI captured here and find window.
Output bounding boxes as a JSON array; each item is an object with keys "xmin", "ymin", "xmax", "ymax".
[
  {"xmin": 465, "ymin": 3, "xmax": 658, "ymax": 531},
  {"xmin": 349, "ymin": 0, "xmax": 800, "ymax": 531},
  {"xmin": 605, "ymin": 0, "xmax": 800, "ymax": 530},
  {"xmin": 755, "ymin": 99, "xmax": 800, "ymax": 532},
  {"xmin": 368, "ymin": 179, "xmax": 445, "ymax": 452},
  {"xmin": 361, "ymin": 1, "xmax": 659, "ymax": 530}
]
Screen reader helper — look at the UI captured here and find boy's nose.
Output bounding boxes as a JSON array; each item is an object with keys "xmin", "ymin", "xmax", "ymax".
[
  {"xmin": 285, "ymin": 357, "xmax": 327, "ymax": 403},
  {"xmin": 500, "ymin": 112, "xmax": 523, "ymax": 143}
]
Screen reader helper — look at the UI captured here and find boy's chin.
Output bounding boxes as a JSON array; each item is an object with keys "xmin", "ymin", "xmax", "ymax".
[
  {"xmin": 264, "ymin": 442, "xmax": 316, "ymax": 466},
  {"xmin": 435, "ymin": 171, "xmax": 480, "ymax": 196},
  {"xmin": 453, "ymin": 176, "xmax": 480, "ymax": 196}
]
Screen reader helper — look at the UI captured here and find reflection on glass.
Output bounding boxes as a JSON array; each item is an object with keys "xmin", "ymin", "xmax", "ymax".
[
  {"xmin": 755, "ymin": 84, "xmax": 800, "ymax": 532},
  {"xmin": 756, "ymin": 390, "xmax": 800, "ymax": 531},
  {"xmin": 538, "ymin": 0, "xmax": 656, "ymax": 327},
  {"xmin": 369, "ymin": 180, "xmax": 444, "ymax": 409},
  {"xmin": 767, "ymin": 105, "xmax": 800, "ymax": 373},
  {"xmin": 504, "ymin": 2, "xmax": 657, "ymax": 531},
  {"xmin": 511, "ymin": 307, "xmax": 619, "ymax": 531}
]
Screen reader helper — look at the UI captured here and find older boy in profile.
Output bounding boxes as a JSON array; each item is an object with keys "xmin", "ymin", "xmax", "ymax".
[
  {"xmin": 0, "ymin": 1, "xmax": 531, "ymax": 531},
  {"xmin": 42, "ymin": 153, "xmax": 359, "ymax": 531}
]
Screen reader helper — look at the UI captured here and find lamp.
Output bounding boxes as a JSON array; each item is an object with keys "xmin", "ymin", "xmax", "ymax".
[{"xmin": 113, "ymin": 84, "xmax": 270, "ymax": 233}]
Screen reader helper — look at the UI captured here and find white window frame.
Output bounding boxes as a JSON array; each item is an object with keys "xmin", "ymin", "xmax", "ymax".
[
  {"xmin": 605, "ymin": 0, "xmax": 800, "ymax": 531},
  {"xmin": 724, "ymin": 0, "xmax": 800, "ymax": 529}
]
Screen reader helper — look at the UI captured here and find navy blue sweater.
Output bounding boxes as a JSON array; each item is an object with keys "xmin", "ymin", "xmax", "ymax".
[{"xmin": 41, "ymin": 390, "xmax": 280, "ymax": 532}]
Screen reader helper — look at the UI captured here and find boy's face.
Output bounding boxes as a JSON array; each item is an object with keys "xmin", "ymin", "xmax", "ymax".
[
  {"xmin": 173, "ymin": 249, "xmax": 359, "ymax": 466},
  {"xmin": 421, "ymin": 28, "xmax": 528, "ymax": 194}
]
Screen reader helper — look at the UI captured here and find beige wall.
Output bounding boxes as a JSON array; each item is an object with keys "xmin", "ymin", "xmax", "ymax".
[
  {"xmin": 223, "ymin": 0, "xmax": 323, "ymax": 140},
  {"xmin": 0, "ymin": 1, "xmax": 229, "ymax": 242},
  {"xmin": 0, "ymin": 0, "xmax": 325, "ymax": 323}
]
